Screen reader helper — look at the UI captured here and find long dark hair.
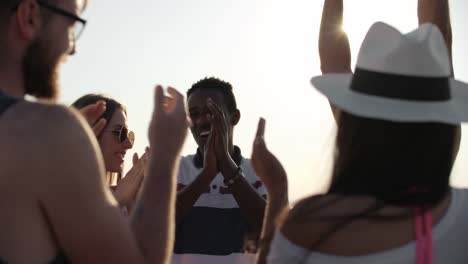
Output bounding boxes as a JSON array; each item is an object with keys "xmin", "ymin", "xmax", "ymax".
[
  {"xmin": 329, "ymin": 111, "xmax": 458, "ymax": 207},
  {"xmin": 71, "ymin": 94, "xmax": 127, "ymax": 183},
  {"xmin": 290, "ymin": 111, "xmax": 459, "ymax": 252}
]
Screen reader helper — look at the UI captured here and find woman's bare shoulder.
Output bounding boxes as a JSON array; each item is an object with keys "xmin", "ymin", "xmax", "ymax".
[{"xmin": 280, "ymin": 194, "xmax": 377, "ymax": 249}]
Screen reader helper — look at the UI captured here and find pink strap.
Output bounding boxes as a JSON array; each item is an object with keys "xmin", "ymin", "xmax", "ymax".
[{"xmin": 414, "ymin": 207, "xmax": 433, "ymax": 264}]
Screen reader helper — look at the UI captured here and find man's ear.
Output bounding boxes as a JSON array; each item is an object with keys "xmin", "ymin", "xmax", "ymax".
[
  {"xmin": 15, "ymin": 0, "xmax": 42, "ymax": 41},
  {"xmin": 231, "ymin": 109, "xmax": 241, "ymax": 126}
]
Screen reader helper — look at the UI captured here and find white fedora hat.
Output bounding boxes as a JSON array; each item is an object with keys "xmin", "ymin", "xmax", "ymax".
[{"xmin": 311, "ymin": 22, "xmax": 468, "ymax": 124}]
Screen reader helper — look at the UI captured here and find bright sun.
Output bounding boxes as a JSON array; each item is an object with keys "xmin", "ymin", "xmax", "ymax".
[{"xmin": 341, "ymin": 0, "xmax": 417, "ymax": 66}]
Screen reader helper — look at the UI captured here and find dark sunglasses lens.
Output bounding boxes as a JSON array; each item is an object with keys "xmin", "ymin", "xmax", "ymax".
[{"xmin": 120, "ymin": 127, "xmax": 128, "ymax": 143}]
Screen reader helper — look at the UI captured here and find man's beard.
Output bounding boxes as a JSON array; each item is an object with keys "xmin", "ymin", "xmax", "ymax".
[{"xmin": 22, "ymin": 37, "xmax": 61, "ymax": 100}]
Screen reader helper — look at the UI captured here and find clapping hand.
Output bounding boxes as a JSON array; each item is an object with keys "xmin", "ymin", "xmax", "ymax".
[
  {"xmin": 113, "ymin": 147, "xmax": 149, "ymax": 209},
  {"xmin": 149, "ymin": 86, "xmax": 189, "ymax": 160},
  {"xmin": 251, "ymin": 118, "xmax": 288, "ymax": 201},
  {"xmin": 78, "ymin": 100, "xmax": 107, "ymax": 136}
]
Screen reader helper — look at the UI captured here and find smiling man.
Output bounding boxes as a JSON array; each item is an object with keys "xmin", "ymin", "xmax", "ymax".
[
  {"xmin": 173, "ymin": 77, "xmax": 267, "ymax": 263},
  {"xmin": 0, "ymin": 0, "xmax": 187, "ymax": 263}
]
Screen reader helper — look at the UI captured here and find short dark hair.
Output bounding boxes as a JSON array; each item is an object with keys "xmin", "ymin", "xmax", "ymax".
[
  {"xmin": 0, "ymin": 0, "xmax": 59, "ymax": 27},
  {"xmin": 71, "ymin": 94, "xmax": 126, "ymax": 130},
  {"xmin": 187, "ymin": 77, "xmax": 238, "ymax": 113},
  {"xmin": 0, "ymin": 0, "xmax": 19, "ymax": 22},
  {"xmin": 0, "ymin": 0, "xmax": 19, "ymax": 10}
]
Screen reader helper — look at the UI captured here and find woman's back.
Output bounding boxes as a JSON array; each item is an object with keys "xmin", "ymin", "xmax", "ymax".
[{"xmin": 269, "ymin": 188, "xmax": 468, "ymax": 263}]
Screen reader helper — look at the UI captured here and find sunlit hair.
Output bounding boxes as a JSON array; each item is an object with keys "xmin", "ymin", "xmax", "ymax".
[
  {"xmin": 187, "ymin": 77, "xmax": 238, "ymax": 114},
  {"xmin": 329, "ymin": 111, "xmax": 457, "ymax": 207},
  {"xmin": 71, "ymin": 94, "xmax": 127, "ymax": 132}
]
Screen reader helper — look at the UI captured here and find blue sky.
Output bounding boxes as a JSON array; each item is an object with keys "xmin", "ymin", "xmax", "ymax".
[{"xmin": 60, "ymin": 0, "xmax": 468, "ymax": 201}]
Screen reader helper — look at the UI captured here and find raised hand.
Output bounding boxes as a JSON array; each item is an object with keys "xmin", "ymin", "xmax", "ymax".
[
  {"xmin": 319, "ymin": 0, "xmax": 351, "ymax": 74},
  {"xmin": 149, "ymin": 86, "xmax": 189, "ymax": 159},
  {"xmin": 252, "ymin": 118, "xmax": 289, "ymax": 264},
  {"xmin": 78, "ymin": 100, "xmax": 107, "ymax": 136},
  {"xmin": 206, "ymin": 98, "xmax": 230, "ymax": 159},
  {"xmin": 202, "ymin": 125, "xmax": 219, "ymax": 178},
  {"xmin": 132, "ymin": 86, "xmax": 188, "ymax": 264},
  {"xmin": 251, "ymin": 118, "xmax": 288, "ymax": 200},
  {"xmin": 113, "ymin": 148, "xmax": 149, "ymax": 209}
]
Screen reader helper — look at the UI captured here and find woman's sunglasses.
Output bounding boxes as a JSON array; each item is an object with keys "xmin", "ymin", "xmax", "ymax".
[{"xmin": 105, "ymin": 126, "xmax": 135, "ymax": 145}]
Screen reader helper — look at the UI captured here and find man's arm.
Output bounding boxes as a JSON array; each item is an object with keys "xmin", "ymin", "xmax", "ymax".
[
  {"xmin": 37, "ymin": 86, "xmax": 187, "ymax": 264},
  {"xmin": 251, "ymin": 119, "xmax": 289, "ymax": 264},
  {"xmin": 319, "ymin": 0, "xmax": 352, "ymax": 74},
  {"xmin": 34, "ymin": 105, "xmax": 146, "ymax": 264},
  {"xmin": 130, "ymin": 86, "xmax": 188, "ymax": 262},
  {"xmin": 319, "ymin": 0, "xmax": 352, "ymax": 120},
  {"xmin": 418, "ymin": 0, "xmax": 453, "ymax": 75},
  {"xmin": 176, "ymin": 136, "xmax": 218, "ymax": 224},
  {"xmin": 220, "ymin": 159, "xmax": 267, "ymax": 236},
  {"xmin": 175, "ymin": 170, "xmax": 215, "ymax": 224},
  {"xmin": 131, "ymin": 153, "xmax": 178, "ymax": 261},
  {"xmin": 206, "ymin": 100, "xmax": 266, "ymax": 234}
]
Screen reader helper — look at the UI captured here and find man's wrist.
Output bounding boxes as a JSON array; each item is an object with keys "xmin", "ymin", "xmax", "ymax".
[
  {"xmin": 200, "ymin": 167, "xmax": 218, "ymax": 183},
  {"xmin": 223, "ymin": 166, "xmax": 243, "ymax": 187},
  {"xmin": 219, "ymin": 156, "xmax": 237, "ymax": 178}
]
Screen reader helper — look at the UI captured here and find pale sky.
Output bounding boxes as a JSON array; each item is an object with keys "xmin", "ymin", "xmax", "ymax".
[{"xmin": 60, "ymin": 0, "xmax": 468, "ymax": 202}]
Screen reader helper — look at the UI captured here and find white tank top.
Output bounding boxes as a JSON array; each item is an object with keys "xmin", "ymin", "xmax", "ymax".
[{"xmin": 268, "ymin": 188, "xmax": 468, "ymax": 264}]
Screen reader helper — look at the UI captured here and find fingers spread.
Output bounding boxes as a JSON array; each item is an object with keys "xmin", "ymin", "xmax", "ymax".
[
  {"xmin": 155, "ymin": 86, "xmax": 186, "ymax": 116},
  {"xmin": 167, "ymin": 87, "xmax": 182, "ymax": 101}
]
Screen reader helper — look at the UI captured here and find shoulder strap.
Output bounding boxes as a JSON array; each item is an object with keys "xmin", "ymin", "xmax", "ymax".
[
  {"xmin": 0, "ymin": 91, "xmax": 19, "ymax": 115},
  {"xmin": 414, "ymin": 207, "xmax": 433, "ymax": 264}
]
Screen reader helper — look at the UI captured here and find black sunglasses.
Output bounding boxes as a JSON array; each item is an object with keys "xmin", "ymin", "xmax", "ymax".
[
  {"xmin": 13, "ymin": 0, "xmax": 87, "ymax": 41},
  {"xmin": 105, "ymin": 126, "xmax": 135, "ymax": 145}
]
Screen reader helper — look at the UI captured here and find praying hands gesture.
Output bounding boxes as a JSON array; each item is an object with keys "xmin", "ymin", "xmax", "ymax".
[{"xmin": 206, "ymin": 98, "xmax": 237, "ymax": 180}]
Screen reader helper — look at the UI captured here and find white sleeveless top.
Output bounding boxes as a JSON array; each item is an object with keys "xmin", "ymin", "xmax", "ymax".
[{"xmin": 268, "ymin": 188, "xmax": 468, "ymax": 264}]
